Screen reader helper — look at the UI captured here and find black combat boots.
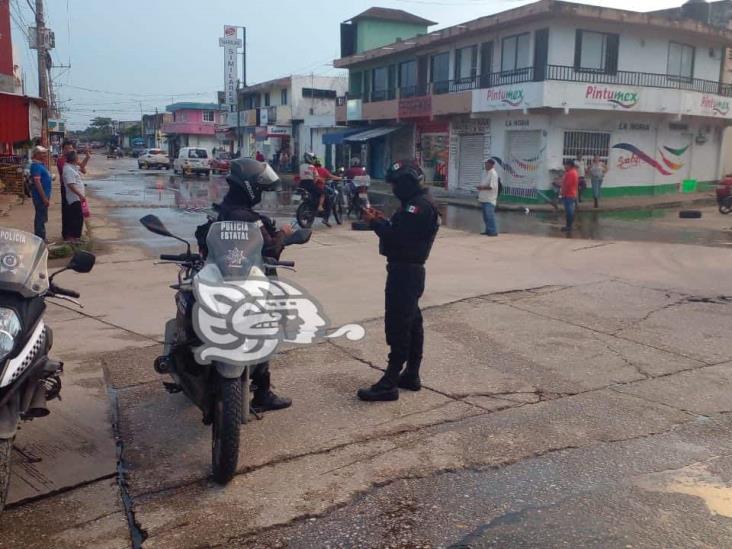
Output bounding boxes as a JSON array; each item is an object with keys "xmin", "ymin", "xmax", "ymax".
[
  {"xmin": 357, "ymin": 365, "xmax": 400, "ymax": 401},
  {"xmin": 398, "ymin": 365, "xmax": 421, "ymax": 391}
]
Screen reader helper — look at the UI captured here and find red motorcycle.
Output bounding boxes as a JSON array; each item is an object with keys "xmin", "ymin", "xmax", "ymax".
[{"xmin": 717, "ymin": 176, "xmax": 732, "ymax": 214}]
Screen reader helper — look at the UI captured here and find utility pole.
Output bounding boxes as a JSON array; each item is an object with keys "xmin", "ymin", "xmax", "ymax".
[{"xmin": 35, "ymin": 0, "xmax": 49, "ymax": 148}]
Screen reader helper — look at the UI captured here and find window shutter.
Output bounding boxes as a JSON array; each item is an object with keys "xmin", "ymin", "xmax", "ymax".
[
  {"xmin": 471, "ymin": 45, "xmax": 478, "ymax": 78},
  {"xmin": 574, "ymin": 30, "xmax": 583, "ymax": 70},
  {"xmin": 606, "ymin": 33, "xmax": 619, "ymax": 75},
  {"xmin": 454, "ymin": 49, "xmax": 461, "ymax": 80}
]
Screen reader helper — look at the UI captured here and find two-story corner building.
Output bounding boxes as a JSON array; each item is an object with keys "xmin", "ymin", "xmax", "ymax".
[
  {"xmin": 227, "ymin": 74, "xmax": 348, "ymax": 170},
  {"xmin": 162, "ymin": 102, "xmax": 225, "ymax": 159},
  {"xmin": 335, "ymin": 1, "xmax": 732, "ymax": 200}
]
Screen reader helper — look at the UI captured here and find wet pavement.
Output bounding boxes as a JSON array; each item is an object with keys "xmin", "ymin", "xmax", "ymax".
[{"xmin": 86, "ymin": 161, "xmax": 732, "ymax": 252}]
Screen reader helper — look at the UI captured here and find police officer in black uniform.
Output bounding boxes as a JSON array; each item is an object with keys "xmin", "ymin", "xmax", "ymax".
[
  {"xmin": 357, "ymin": 160, "xmax": 439, "ymax": 402},
  {"xmin": 197, "ymin": 158, "xmax": 292, "ymax": 412}
]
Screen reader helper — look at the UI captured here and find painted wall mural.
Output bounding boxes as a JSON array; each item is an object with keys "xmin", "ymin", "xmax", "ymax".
[{"xmin": 612, "ymin": 143, "xmax": 689, "ymax": 176}]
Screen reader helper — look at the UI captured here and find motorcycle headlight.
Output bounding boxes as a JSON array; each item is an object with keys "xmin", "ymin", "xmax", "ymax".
[{"xmin": 0, "ymin": 308, "xmax": 21, "ymax": 361}]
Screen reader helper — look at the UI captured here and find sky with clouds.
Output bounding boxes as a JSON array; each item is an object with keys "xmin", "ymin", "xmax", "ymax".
[{"xmin": 8, "ymin": 0, "xmax": 685, "ymax": 129}]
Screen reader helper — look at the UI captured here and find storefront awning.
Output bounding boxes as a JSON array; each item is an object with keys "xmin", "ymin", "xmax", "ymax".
[
  {"xmin": 344, "ymin": 126, "xmax": 400, "ymax": 143},
  {"xmin": 322, "ymin": 128, "xmax": 363, "ymax": 145}
]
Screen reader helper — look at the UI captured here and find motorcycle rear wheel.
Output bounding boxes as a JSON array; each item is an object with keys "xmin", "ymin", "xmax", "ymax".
[
  {"xmin": 296, "ymin": 202, "xmax": 315, "ymax": 228},
  {"xmin": 211, "ymin": 376, "xmax": 242, "ymax": 485},
  {"xmin": 0, "ymin": 438, "xmax": 13, "ymax": 512}
]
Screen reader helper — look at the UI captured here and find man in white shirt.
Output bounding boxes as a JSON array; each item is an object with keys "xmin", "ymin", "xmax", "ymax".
[{"xmin": 476, "ymin": 159, "xmax": 499, "ymax": 236}]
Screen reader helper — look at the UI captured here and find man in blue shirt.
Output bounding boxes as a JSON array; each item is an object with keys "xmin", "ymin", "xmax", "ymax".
[{"xmin": 29, "ymin": 146, "xmax": 52, "ymax": 241}]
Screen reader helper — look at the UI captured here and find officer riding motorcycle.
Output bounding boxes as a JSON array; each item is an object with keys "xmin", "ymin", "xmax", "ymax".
[{"xmin": 197, "ymin": 158, "xmax": 292, "ymax": 412}]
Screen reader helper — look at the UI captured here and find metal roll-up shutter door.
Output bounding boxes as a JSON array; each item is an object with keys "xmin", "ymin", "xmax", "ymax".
[{"xmin": 457, "ymin": 134, "xmax": 485, "ymax": 191}]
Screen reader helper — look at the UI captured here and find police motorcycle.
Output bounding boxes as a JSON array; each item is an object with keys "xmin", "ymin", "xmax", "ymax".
[
  {"xmin": 139, "ymin": 213, "xmax": 311, "ymax": 484},
  {"xmin": 0, "ymin": 228, "xmax": 95, "ymax": 511}
]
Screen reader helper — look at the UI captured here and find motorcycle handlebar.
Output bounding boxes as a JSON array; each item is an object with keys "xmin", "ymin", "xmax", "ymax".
[
  {"xmin": 160, "ymin": 253, "xmax": 201, "ymax": 262},
  {"xmin": 51, "ymin": 284, "xmax": 80, "ymax": 299}
]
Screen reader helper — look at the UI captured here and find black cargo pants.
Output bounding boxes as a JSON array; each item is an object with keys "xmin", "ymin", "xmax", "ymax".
[{"xmin": 384, "ymin": 262, "xmax": 425, "ymax": 373}]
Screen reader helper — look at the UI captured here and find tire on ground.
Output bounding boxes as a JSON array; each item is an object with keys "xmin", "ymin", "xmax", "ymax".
[{"xmin": 679, "ymin": 209, "xmax": 702, "ymax": 219}]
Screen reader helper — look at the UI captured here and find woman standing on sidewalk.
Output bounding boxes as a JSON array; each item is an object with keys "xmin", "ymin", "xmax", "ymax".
[
  {"xmin": 589, "ymin": 155, "xmax": 607, "ymax": 209},
  {"xmin": 62, "ymin": 151, "xmax": 88, "ymax": 243}
]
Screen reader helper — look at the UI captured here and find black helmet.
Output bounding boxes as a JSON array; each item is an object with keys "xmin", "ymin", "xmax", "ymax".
[
  {"xmin": 385, "ymin": 159, "xmax": 425, "ymax": 201},
  {"xmin": 226, "ymin": 158, "xmax": 280, "ymax": 206}
]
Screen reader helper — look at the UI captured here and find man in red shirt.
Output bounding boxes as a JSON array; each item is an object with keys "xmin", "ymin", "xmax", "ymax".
[
  {"xmin": 560, "ymin": 160, "xmax": 578, "ymax": 232},
  {"xmin": 313, "ymin": 159, "xmax": 342, "ymax": 226}
]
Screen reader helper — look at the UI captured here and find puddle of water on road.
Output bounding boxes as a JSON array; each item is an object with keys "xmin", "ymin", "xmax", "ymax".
[
  {"xmin": 636, "ymin": 463, "xmax": 732, "ymax": 518},
  {"xmin": 86, "ymin": 171, "xmax": 732, "ymax": 253}
]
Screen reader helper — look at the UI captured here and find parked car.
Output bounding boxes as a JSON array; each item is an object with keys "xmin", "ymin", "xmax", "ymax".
[
  {"xmin": 131, "ymin": 147, "xmax": 146, "ymax": 158},
  {"xmin": 138, "ymin": 148, "xmax": 170, "ymax": 169},
  {"xmin": 211, "ymin": 151, "xmax": 232, "ymax": 174},
  {"xmin": 173, "ymin": 147, "xmax": 211, "ymax": 176}
]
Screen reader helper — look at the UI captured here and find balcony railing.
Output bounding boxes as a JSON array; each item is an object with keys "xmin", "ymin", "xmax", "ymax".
[
  {"xmin": 339, "ymin": 64, "xmax": 732, "ymax": 108},
  {"xmin": 545, "ymin": 65, "xmax": 732, "ymax": 96}
]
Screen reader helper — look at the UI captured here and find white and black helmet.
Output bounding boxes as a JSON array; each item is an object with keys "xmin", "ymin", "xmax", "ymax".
[
  {"xmin": 303, "ymin": 151, "xmax": 317, "ymax": 165},
  {"xmin": 227, "ymin": 158, "xmax": 280, "ymax": 206}
]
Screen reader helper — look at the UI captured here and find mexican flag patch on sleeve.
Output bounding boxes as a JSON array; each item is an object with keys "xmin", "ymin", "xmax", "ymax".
[{"xmin": 406, "ymin": 205, "xmax": 420, "ymax": 214}]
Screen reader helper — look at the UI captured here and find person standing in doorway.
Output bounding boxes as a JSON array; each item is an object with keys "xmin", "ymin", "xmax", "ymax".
[
  {"xmin": 575, "ymin": 155, "xmax": 586, "ymax": 203},
  {"xmin": 560, "ymin": 160, "xmax": 579, "ymax": 233},
  {"xmin": 476, "ymin": 159, "xmax": 499, "ymax": 237},
  {"xmin": 29, "ymin": 146, "xmax": 52, "ymax": 242},
  {"xmin": 589, "ymin": 155, "xmax": 607, "ymax": 209}
]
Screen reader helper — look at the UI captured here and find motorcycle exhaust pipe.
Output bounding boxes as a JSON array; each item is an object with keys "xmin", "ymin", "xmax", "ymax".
[{"xmin": 27, "ymin": 382, "xmax": 50, "ymax": 418}]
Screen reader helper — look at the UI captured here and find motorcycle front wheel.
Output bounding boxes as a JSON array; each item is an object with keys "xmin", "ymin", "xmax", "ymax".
[
  {"xmin": 333, "ymin": 196, "xmax": 343, "ymax": 225},
  {"xmin": 211, "ymin": 376, "xmax": 242, "ymax": 485},
  {"xmin": 296, "ymin": 201, "xmax": 315, "ymax": 228},
  {"xmin": 0, "ymin": 437, "xmax": 13, "ymax": 512}
]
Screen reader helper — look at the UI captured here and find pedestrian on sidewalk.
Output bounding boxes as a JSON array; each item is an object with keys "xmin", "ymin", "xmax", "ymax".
[
  {"xmin": 30, "ymin": 146, "xmax": 52, "ymax": 242},
  {"xmin": 476, "ymin": 159, "xmax": 499, "ymax": 236},
  {"xmin": 57, "ymin": 139, "xmax": 90, "ymax": 240},
  {"xmin": 560, "ymin": 159, "xmax": 579, "ymax": 233},
  {"xmin": 357, "ymin": 160, "xmax": 439, "ymax": 402},
  {"xmin": 575, "ymin": 155, "xmax": 586, "ymax": 203},
  {"xmin": 62, "ymin": 151, "xmax": 88, "ymax": 243},
  {"xmin": 589, "ymin": 155, "xmax": 607, "ymax": 209}
]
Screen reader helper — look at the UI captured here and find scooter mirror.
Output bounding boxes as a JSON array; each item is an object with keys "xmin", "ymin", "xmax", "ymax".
[
  {"xmin": 284, "ymin": 229, "xmax": 312, "ymax": 246},
  {"xmin": 68, "ymin": 250, "xmax": 96, "ymax": 273},
  {"xmin": 140, "ymin": 214, "xmax": 173, "ymax": 238}
]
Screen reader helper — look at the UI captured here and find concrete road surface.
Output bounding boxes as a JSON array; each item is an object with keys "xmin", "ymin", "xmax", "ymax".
[{"xmin": 0, "ymin": 159, "xmax": 731, "ymax": 548}]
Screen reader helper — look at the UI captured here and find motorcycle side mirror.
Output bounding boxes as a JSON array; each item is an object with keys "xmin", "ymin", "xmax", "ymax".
[
  {"xmin": 284, "ymin": 229, "xmax": 312, "ymax": 246},
  {"xmin": 139, "ymin": 214, "xmax": 192, "ymax": 253},
  {"xmin": 67, "ymin": 250, "xmax": 96, "ymax": 273},
  {"xmin": 139, "ymin": 214, "xmax": 173, "ymax": 237}
]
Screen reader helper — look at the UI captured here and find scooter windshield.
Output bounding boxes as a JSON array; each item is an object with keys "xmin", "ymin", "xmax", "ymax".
[
  {"xmin": 0, "ymin": 228, "xmax": 49, "ymax": 298},
  {"xmin": 204, "ymin": 221, "xmax": 265, "ymax": 280}
]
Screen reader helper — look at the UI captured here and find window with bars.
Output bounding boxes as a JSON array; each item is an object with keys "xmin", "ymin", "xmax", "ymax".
[{"xmin": 562, "ymin": 131, "xmax": 611, "ymax": 166}]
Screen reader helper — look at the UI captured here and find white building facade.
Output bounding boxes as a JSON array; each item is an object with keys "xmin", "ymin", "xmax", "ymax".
[
  {"xmin": 227, "ymin": 75, "xmax": 348, "ymax": 169},
  {"xmin": 335, "ymin": 0, "xmax": 732, "ymax": 200}
]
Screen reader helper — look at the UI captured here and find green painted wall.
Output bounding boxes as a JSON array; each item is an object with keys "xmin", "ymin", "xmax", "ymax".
[{"xmin": 356, "ymin": 19, "xmax": 427, "ymax": 53}]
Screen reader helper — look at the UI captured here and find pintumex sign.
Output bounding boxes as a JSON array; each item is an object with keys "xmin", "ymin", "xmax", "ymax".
[
  {"xmin": 472, "ymin": 81, "xmax": 732, "ymax": 118},
  {"xmin": 584, "ymin": 85, "xmax": 639, "ymax": 109}
]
